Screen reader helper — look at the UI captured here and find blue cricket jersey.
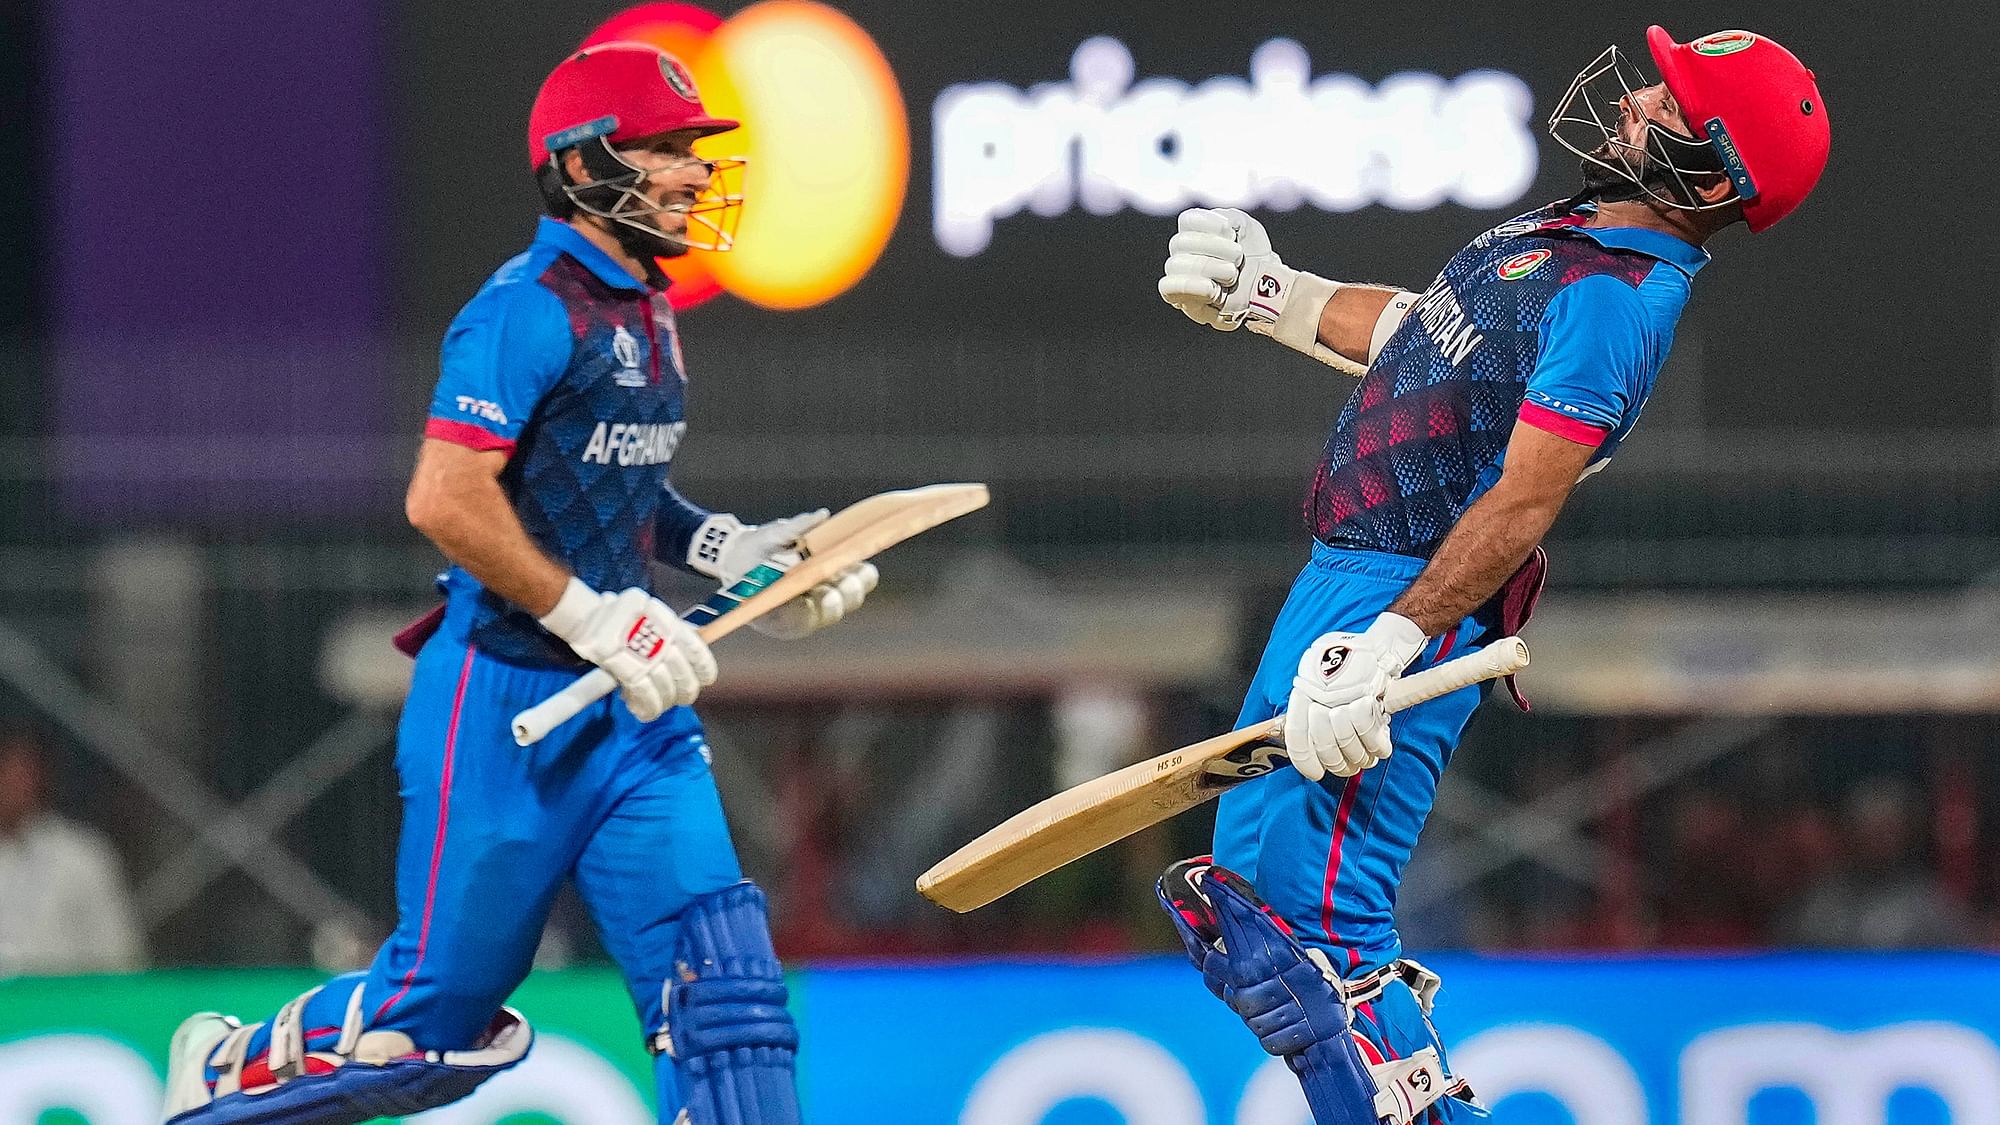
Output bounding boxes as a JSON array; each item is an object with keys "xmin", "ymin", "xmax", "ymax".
[
  {"xmin": 1307, "ymin": 201, "xmax": 1709, "ymax": 557},
  {"xmin": 424, "ymin": 218, "xmax": 713, "ymax": 667}
]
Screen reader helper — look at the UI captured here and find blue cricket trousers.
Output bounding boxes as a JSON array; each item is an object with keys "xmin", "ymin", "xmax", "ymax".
[
  {"xmin": 230, "ymin": 621, "xmax": 744, "ymax": 1117},
  {"xmin": 1214, "ymin": 542, "xmax": 1492, "ymax": 1119}
]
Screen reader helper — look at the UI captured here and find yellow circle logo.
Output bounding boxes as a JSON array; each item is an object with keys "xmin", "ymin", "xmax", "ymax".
[{"xmin": 585, "ymin": 2, "xmax": 908, "ymax": 311}]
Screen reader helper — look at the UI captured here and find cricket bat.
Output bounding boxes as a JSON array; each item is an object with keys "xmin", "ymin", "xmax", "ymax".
[
  {"xmin": 511, "ymin": 482, "xmax": 990, "ymax": 746},
  {"xmin": 916, "ymin": 635, "xmax": 1529, "ymax": 912}
]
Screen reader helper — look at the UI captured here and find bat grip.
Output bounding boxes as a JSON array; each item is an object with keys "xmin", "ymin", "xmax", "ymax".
[
  {"xmin": 1385, "ymin": 635, "xmax": 1530, "ymax": 712},
  {"xmin": 511, "ymin": 668, "xmax": 616, "ymax": 746}
]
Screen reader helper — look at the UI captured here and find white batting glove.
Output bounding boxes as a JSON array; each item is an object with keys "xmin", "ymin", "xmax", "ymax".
[
  {"xmin": 1158, "ymin": 208, "xmax": 1360, "ymax": 374},
  {"xmin": 688, "ymin": 510, "xmax": 878, "ymax": 640},
  {"xmin": 1158, "ymin": 207, "xmax": 1296, "ymax": 331},
  {"xmin": 1284, "ymin": 614, "xmax": 1428, "ymax": 782},
  {"xmin": 540, "ymin": 578, "xmax": 718, "ymax": 722}
]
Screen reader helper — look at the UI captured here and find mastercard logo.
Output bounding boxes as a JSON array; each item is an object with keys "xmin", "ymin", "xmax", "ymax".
[{"xmin": 585, "ymin": 1, "xmax": 907, "ymax": 311}]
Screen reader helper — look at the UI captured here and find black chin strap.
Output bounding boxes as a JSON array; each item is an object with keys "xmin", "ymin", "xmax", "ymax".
[
  {"xmin": 1571, "ymin": 159, "xmax": 1698, "ymax": 210},
  {"xmin": 1576, "ymin": 179, "xmax": 1653, "ymax": 206}
]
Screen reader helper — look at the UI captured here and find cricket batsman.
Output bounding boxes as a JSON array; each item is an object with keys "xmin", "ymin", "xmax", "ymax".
[
  {"xmin": 1152, "ymin": 27, "xmax": 1829, "ymax": 1124},
  {"xmin": 160, "ymin": 41, "xmax": 872, "ymax": 1125}
]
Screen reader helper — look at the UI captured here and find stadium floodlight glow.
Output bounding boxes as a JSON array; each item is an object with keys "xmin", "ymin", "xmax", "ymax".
[{"xmin": 933, "ymin": 37, "xmax": 1540, "ymax": 257}]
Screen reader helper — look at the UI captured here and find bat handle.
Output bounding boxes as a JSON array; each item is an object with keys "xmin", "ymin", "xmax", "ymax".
[
  {"xmin": 1386, "ymin": 636, "xmax": 1530, "ymax": 712},
  {"xmin": 511, "ymin": 668, "xmax": 616, "ymax": 746},
  {"xmin": 1260, "ymin": 638, "xmax": 1528, "ymax": 750}
]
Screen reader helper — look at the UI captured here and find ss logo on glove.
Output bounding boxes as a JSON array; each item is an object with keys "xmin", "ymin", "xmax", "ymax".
[{"xmin": 624, "ymin": 617, "xmax": 668, "ymax": 660}]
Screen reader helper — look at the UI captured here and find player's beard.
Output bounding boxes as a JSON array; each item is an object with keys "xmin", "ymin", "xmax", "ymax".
[
  {"xmin": 602, "ymin": 217, "xmax": 686, "ymax": 287},
  {"xmin": 610, "ymin": 217, "xmax": 688, "ymax": 258},
  {"xmin": 1578, "ymin": 141, "xmax": 1691, "ymax": 207}
]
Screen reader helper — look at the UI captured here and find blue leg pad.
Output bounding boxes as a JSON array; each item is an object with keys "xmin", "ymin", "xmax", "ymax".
[
  {"xmin": 660, "ymin": 881, "xmax": 801, "ymax": 1125},
  {"xmin": 1158, "ymin": 858, "xmax": 1385, "ymax": 1125}
]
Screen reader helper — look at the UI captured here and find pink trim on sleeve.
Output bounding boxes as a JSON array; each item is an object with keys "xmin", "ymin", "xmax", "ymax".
[
  {"xmin": 424, "ymin": 417, "xmax": 517, "ymax": 456},
  {"xmin": 1518, "ymin": 401, "xmax": 1611, "ymax": 447}
]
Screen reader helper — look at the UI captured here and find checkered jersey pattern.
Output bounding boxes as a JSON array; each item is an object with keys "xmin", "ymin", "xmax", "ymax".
[
  {"xmin": 1306, "ymin": 203, "xmax": 1657, "ymax": 557},
  {"xmin": 468, "ymin": 256, "xmax": 690, "ymax": 665}
]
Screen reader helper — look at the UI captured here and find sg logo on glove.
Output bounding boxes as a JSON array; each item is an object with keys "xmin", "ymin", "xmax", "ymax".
[
  {"xmin": 1255, "ymin": 274, "xmax": 1282, "ymax": 298},
  {"xmin": 1319, "ymin": 645, "xmax": 1350, "ymax": 677}
]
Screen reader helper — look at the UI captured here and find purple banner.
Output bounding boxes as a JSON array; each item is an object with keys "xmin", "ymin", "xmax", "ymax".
[{"xmin": 48, "ymin": 1, "xmax": 389, "ymax": 517}]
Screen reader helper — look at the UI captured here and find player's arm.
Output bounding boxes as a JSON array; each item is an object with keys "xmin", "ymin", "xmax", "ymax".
[
  {"xmin": 1394, "ymin": 275, "xmax": 1653, "ymax": 632},
  {"xmin": 405, "ymin": 440, "xmax": 569, "ymax": 616},
  {"xmin": 414, "ymin": 282, "xmax": 577, "ymax": 615},
  {"xmin": 654, "ymin": 483, "xmax": 714, "ymax": 574},
  {"xmin": 1384, "ymin": 424, "xmax": 1595, "ymax": 634},
  {"xmin": 1158, "ymin": 207, "xmax": 1419, "ymax": 375},
  {"xmin": 1283, "ymin": 276, "xmax": 1653, "ymax": 782},
  {"xmin": 1313, "ymin": 286, "xmax": 1416, "ymax": 368},
  {"xmin": 1279, "ymin": 425, "xmax": 1594, "ymax": 783},
  {"xmin": 416, "ymin": 281, "xmax": 713, "ymax": 717}
]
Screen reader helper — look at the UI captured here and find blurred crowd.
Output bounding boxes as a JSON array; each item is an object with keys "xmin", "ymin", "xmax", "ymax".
[
  {"xmin": 1423, "ymin": 710, "xmax": 1994, "ymax": 954},
  {"xmin": 0, "ymin": 724, "xmax": 144, "ymax": 974},
  {"xmin": 761, "ymin": 712, "xmax": 1997, "ymax": 960},
  {"xmin": 2, "ymin": 702, "xmax": 1995, "ymax": 974},
  {"xmin": 1454, "ymin": 778, "xmax": 1979, "ymax": 952}
]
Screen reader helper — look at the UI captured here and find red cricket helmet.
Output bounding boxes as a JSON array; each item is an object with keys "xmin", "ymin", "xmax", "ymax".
[
  {"xmin": 1646, "ymin": 27, "xmax": 1830, "ymax": 232},
  {"xmin": 527, "ymin": 41, "xmax": 737, "ymax": 170}
]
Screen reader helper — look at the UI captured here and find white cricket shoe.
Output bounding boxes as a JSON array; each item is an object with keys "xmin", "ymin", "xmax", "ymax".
[{"xmin": 161, "ymin": 1012, "xmax": 238, "ymax": 1124}]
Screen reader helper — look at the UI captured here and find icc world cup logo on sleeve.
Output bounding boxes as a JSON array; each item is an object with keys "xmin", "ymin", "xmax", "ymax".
[{"xmin": 585, "ymin": 2, "xmax": 909, "ymax": 311}]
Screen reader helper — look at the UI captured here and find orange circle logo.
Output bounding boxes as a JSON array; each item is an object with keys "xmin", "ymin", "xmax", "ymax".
[{"xmin": 585, "ymin": 2, "xmax": 908, "ymax": 311}]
